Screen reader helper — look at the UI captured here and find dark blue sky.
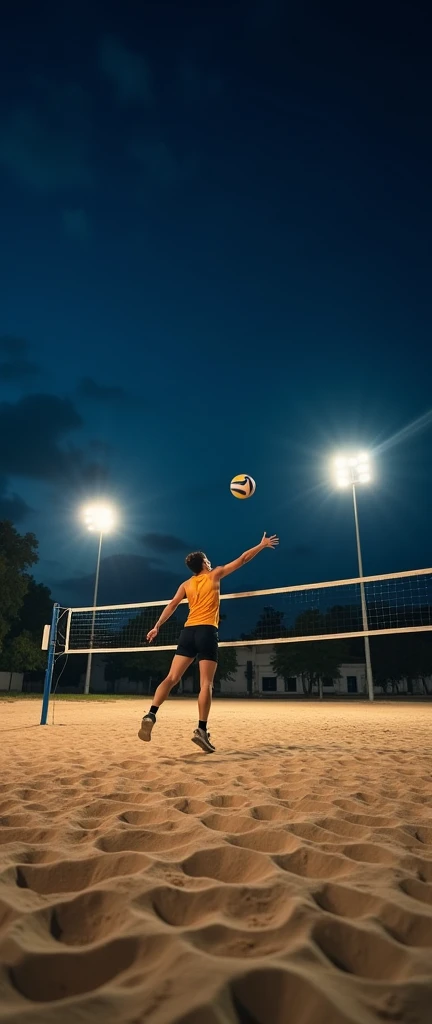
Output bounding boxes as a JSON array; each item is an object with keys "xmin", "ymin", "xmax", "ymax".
[{"xmin": 1, "ymin": 0, "xmax": 431, "ymax": 609}]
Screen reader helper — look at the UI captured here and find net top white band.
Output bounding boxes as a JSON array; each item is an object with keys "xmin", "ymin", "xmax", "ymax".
[{"xmin": 66, "ymin": 566, "xmax": 432, "ymax": 613}]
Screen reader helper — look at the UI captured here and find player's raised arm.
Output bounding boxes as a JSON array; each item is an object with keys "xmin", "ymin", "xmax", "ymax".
[
  {"xmin": 147, "ymin": 584, "xmax": 186, "ymax": 642},
  {"xmin": 214, "ymin": 532, "xmax": 279, "ymax": 580}
]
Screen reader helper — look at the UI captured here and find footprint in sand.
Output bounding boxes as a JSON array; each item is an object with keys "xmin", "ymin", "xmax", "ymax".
[
  {"xmin": 380, "ymin": 901, "xmax": 432, "ymax": 947},
  {"xmin": 185, "ymin": 918, "xmax": 303, "ymax": 958},
  {"xmin": 223, "ymin": 883, "xmax": 297, "ymax": 928},
  {"xmin": 183, "ymin": 846, "xmax": 275, "ymax": 884},
  {"xmin": 50, "ymin": 889, "xmax": 133, "ymax": 945},
  {"xmin": 276, "ymin": 847, "xmax": 354, "ymax": 881},
  {"xmin": 8, "ymin": 933, "xmax": 173, "ymax": 1002},
  {"xmin": 229, "ymin": 828, "xmax": 299, "ymax": 855},
  {"xmin": 312, "ymin": 916, "xmax": 426, "ymax": 980},
  {"xmin": 400, "ymin": 877, "xmax": 432, "ymax": 906},
  {"xmin": 201, "ymin": 812, "xmax": 255, "ymax": 834},
  {"xmin": 232, "ymin": 966, "xmax": 357, "ymax": 1024},
  {"xmin": 342, "ymin": 842, "xmax": 398, "ymax": 865},
  {"xmin": 207, "ymin": 793, "xmax": 249, "ymax": 809},
  {"xmin": 15, "ymin": 851, "xmax": 152, "ymax": 895},
  {"xmin": 143, "ymin": 884, "xmax": 223, "ymax": 927},
  {"xmin": 312, "ymin": 882, "xmax": 382, "ymax": 918},
  {"xmin": 119, "ymin": 807, "xmax": 176, "ymax": 826},
  {"xmin": 97, "ymin": 828, "xmax": 197, "ymax": 855},
  {"xmin": 250, "ymin": 804, "xmax": 292, "ymax": 822},
  {"xmin": 315, "ymin": 817, "xmax": 371, "ymax": 840},
  {"xmin": 174, "ymin": 798, "xmax": 209, "ymax": 816},
  {"xmin": 163, "ymin": 783, "xmax": 206, "ymax": 799}
]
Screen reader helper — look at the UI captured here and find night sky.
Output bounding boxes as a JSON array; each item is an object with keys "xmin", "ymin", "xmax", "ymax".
[{"xmin": 1, "ymin": 0, "xmax": 431, "ymax": 611}]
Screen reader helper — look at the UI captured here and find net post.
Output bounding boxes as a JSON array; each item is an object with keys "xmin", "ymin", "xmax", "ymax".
[
  {"xmin": 363, "ymin": 634, "xmax": 374, "ymax": 702},
  {"xmin": 40, "ymin": 603, "xmax": 60, "ymax": 726},
  {"xmin": 352, "ymin": 484, "xmax": 374, "ymax": 702}
]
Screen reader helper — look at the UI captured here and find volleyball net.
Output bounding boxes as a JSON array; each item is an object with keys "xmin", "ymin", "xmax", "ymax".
[{"xmin": 59, "ymin": 567, "xmax": 432, "ymax": 654}]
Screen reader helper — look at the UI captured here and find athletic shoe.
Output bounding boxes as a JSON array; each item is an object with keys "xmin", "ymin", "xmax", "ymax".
[
  {"xmin": 192, "ymin": 728, "xmax": 215, "ymax": 753},
  {"xmin": 138, "ymin": 713, "xmax": 156, "ymax": 742}
]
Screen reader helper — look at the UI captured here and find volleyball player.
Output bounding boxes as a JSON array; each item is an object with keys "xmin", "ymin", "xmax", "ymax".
[{"xmin": 138, "ymin": 532, "xmax": 279, "ymax": 752}]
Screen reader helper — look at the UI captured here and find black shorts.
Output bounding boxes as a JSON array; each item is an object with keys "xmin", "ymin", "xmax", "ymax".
[{"xmin": 176, "ymin": 625, "xmax": 219, "ymax": 664}]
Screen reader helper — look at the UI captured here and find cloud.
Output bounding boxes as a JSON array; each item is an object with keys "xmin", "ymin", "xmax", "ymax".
[
  {"xmin": 130, "ymin": 140, "xmax": 198, "ymax": 187},
  {"xmin": 0, "ymin": 336, "xmax": 40, "ymax": 383},
  {"xmin": 141, "ymin": 533, "xmax": 193, "ymax": 555},
  {"xmin": 62, "ymin": 208, "xmax": 91, "ymax": 241},
  {"xmin": 0, "ymin": 477, "xmax": 33, "ymax": 523},
  {"xmin": 0, "ymin": 393, "xmax": 106, "ymax": 485},
  {"xmin": 0, "ymin": 359, "xmax": 40, "ymax": 382},
  {"xmin": 0, "ymin": 83, "xmax": 92, "ymax": 192},
  {"xmin": 58, "ymin": 554, "xmax": 183, "ymax": 606},
  {"xmin": 77, "ymin": 377, "xmax": 128, "ymax": 403},
  {"xmin": 98, "ymin": 35, "xmax": 152, "ymax": 104}
]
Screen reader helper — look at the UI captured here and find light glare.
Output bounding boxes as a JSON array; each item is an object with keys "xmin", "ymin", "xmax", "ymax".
[
  {"xmin": 82, "ymin": 503, "xmax": 116, "ymax": 533},
  {"xmin": 330, "ymin": 450, "xmax": 374, "ymax": 487}
]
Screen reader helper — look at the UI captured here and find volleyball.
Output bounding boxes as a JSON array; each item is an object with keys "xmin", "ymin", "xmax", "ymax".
[{"xmin": 230, "ymin": 474, "xmax": 256, "ymax": 499}]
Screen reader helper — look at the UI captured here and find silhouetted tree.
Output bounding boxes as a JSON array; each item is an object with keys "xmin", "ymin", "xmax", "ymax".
[
  {"xmin": 243, "ymin": 605, "xmax": 286, "ymax": 641},
  {"xmin": 0, "ymin": 521, "xmax": 39, "ymax": 649},
  {"xmin": 271, "ymin": 640, "xmax": 348, "ymax": 697}
]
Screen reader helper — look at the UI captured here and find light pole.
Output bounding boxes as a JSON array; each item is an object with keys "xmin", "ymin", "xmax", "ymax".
[
  {"xmin": 333, "ymin": 453, "xmax": 374, "ymax": 702},
  {"xmin": 82, "ymin": 504, "xmax": 116, "ymax": 695}
]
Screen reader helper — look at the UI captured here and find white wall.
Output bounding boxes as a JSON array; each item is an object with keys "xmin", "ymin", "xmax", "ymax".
[
  {"xmin": 220, "ymin": 646, "xmax": 366, "ymax": 695},
  {"xmin": 0, "ymin": 672, "xmax": 24, "ymax": 692}
]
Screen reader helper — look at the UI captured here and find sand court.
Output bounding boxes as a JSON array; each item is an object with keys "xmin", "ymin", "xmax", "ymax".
[{"xmin": 0, "ymin": 698, "xmax": 432, "ymax": 1023}]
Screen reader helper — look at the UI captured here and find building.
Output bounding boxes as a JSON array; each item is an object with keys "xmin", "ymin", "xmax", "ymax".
[
  {"xmin": 0, "ymin": 672, "xmax": 24, "ymax": 692},
  {"xmin": 183, "ymin": 646, "xmax": 367, "ymax": 697},
  {"xmin": 71, "ymin": 648, "xmax": 432, "ymax": 697}
]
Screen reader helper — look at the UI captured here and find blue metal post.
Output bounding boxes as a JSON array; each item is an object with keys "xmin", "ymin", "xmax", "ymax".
[{"xmin": 40, "ymin": 603, "xmax": 60, "ymax": 725}]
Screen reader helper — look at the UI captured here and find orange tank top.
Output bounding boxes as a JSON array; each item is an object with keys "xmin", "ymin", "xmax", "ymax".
[{"xmin": 184, "ymin": 573, "xmax": 220, "ymax": 628}]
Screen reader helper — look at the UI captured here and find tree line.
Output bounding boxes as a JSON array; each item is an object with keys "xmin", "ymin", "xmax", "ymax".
[{"xmin": 0, "ymin": 521, "xmax": 52, "ymax": 682}]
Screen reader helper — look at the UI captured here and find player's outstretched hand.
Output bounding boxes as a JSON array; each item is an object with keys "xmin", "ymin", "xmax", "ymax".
[
  {"xmin": 260, "ymin": 532, "xmax": 279, "ymax": 549},
  {"xmin": 147, "ymin": 626, "xmax": 159, "ymax": 643}
]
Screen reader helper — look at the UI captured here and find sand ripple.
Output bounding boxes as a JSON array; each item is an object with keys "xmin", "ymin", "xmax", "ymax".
[{"xmin": 1, "ymin": 699, "xmax": 432, "ymax": 1023}]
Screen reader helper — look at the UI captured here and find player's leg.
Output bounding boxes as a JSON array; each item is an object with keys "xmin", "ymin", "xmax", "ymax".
[
  {"xmin": 197, "ymin": 660, "xmax": 216, "ymax": 721},
  {"xmin": 152, "ymin": 655, "xmax": 194, "ymax": 708},
  {"xmin": 192, "ymin": 627, "xmax": 218, "ymax": 753},
  {"xmin": 191, "ymin": 660, "xmax": 217, "ymax": 752},
  {"xmin": 138, "ymin": 654, "xmax": 193, "ymax": 742},
  {"xmin": 139, "ymin": 626, "xmax": 196, "ymax": 742}
]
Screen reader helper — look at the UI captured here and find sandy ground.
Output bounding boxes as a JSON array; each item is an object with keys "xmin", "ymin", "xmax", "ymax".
[{"xmin": 0, "ymin": 698, "xmax": 432, "ymax": 1024}]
